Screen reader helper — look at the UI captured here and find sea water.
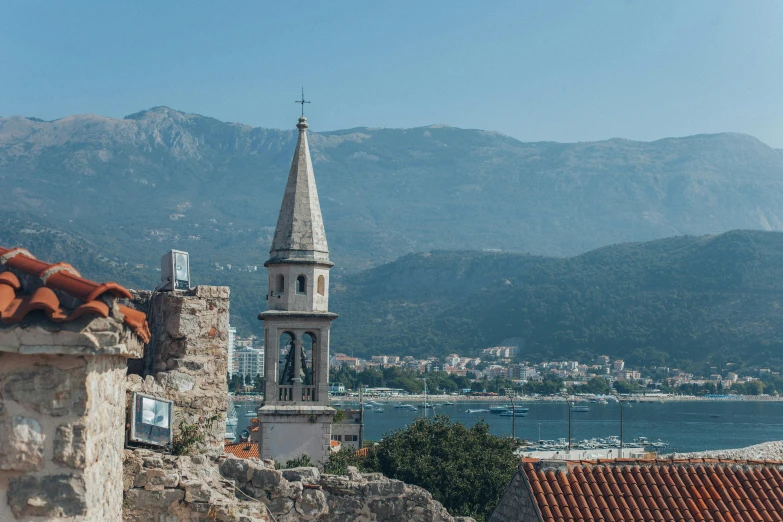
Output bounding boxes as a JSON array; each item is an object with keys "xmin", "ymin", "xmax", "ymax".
[{"xmin": 233, "ymin": 400, "xmax": 783, "ymax": 453}]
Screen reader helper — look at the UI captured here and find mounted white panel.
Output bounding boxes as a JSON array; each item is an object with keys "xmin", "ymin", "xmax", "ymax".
[{"xmin": 160, "ymin": 249, "xmax": 190, "ymax": 291}]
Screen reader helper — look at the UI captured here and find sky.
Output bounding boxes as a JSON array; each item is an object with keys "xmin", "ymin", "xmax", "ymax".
[{"xmin": 1, "ymin": 1, "xmax": 782, "ymax": 147}]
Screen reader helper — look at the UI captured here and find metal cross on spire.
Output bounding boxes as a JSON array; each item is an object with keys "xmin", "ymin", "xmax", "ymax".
[{"xmin": 295, "ymin": 87, "xmax": 310, "ymax": 117}]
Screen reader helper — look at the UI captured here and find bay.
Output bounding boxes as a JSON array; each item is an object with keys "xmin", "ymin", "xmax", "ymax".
[{"xmin": 233, "ymin": 400, "xmax": 783, "ymax": 454}]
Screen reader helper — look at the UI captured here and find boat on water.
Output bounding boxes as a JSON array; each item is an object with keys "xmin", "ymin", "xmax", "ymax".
[
  {"xmin": 419, "ymin": 403, "xmax": 434, "ymax": 409},
  {"xmin": 467, "ymin": 408, "xmax": 490, "ymax": 413},
  {"xmin": 374, "ymin": 407, "xmax": 385, "ymax": 413},
  {"xmin": 245, "ymin": 412, "xmax": 258, "ymax": 417},
  {"xmin": 499, "ymin": 410, "xmax": 528, "ymax": 417},
  {"xmin": 443, "ymin": 401, "xmax": 455, "ymax": 406},
  {"xmin": 489, "ymin": 405, "xmax": 510, "ymax": 413},
  {"xmin": 571, "ymin": 405, "xmax": 590, "ymax": 412}
]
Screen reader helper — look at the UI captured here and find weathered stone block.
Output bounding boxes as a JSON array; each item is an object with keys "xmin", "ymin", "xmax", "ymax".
[
  {"xmin": 365, "ymin": 478, "xmax": 406, "ymax": 498},
  {"xmin": 123, "ymin": 488, "xmax": 185, "ymax": 510},
  {"xmin": 0, "ymin": 416, "xmax": 44, "ymax": 471},
  {"xmin": 269, "ymin": 496, "xmax": 294, "ymax": 515},
  {"xmin": 7, "ymin": 474, "xmax": 87, "ymax": 518},
  {"xmin": 295, "ymin": 488, "xmax": 328, "ymax": 519},
  {"xmin": 1, "ymin": 365, "xmax": 87, "ymax": 416},
  {"xmin": 251, "ymin": 467, "xmax": 284, "ymax": 490},
  {"xmin": 156, "ymin": 370, "xmax": 195, "ymax": 392},
  {"xmin": 123, "ymin": 450, "xmax": 143, "ymax": 491},
  {"xmin": 53, "ymin": 423, "xmax": 87, "ymax": 469},
  {"xmin": 219, "ymin": 456, "xmax": 252, "ymax": 484},
  {"xmin": 143, "ymin": 468, "xmax": 181, "ymax": 489},
  {"xmin": 165, "ymin": 312, "xmax": 200, "ymax": 339},
  {"xmin": 183, "ymin": 479, "xmax": 213, "ymax": 503},
  {"xmin": 282, "ymin": 466, "xmax": 321, "ymax": 484},
  {"xmin": 193, "ymin": 286, "xmax": 230, "ymax": 299}
]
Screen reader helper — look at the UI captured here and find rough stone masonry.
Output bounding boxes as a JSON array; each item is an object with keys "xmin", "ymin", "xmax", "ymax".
[
  {"xmin": 123, "ymin": 450, "xmax": 475, "ymax": 522},
  {"xmin": 0, "ymin": 313, "xmax": 144, "ymax": 521},
  {"xmin": 127, "ymin": 286, "xmax": 230, "ymax": 456}
]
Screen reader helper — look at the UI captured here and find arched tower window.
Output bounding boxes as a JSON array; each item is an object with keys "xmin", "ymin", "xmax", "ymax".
[
  {"xmin": 317, "ymin": 275, "xmax": 325, "ymax": 296},
  {"xmin": 296, "ymin": 275, "xmax": 307, "ymax": 294},
  {"xmin": 276, "ymin": 274, "xmax": 285, "ymax": 293}
]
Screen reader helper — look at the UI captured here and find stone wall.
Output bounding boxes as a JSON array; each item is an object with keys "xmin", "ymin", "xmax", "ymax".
[
  {"xmin": 122, "ymin": 449, "xmax": 267, "ymax": 522},
  {"xmin": 128, "ymin": 286, "xmax": 230, "ymax": 455},
  {"xmin": 488, "ymin": 461, "xmax": 543, "ymax": 522},
  {"xmin": 0, "ymin": 316, "xmax": 141, "ymax": 521},
  {"xmin": 123, "ymin": 451, "xmax": 474, "ymax": 522},
  {"xmin": 219, "ymin": 456, "xmax": 475, "ymax": 522}
]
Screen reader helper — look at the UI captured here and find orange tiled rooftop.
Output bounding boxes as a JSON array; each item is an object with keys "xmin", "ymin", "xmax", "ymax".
[
  {"xmin": 0, "ymin": 246, "xmax": 150, "ymax": 343},
  {"xmin": 507, "ymin": 457, "xmax": 783, "ymax": 522},
  {"xmin": 224, "ymin": 442, "xmax": 259, "ymax": 459}
]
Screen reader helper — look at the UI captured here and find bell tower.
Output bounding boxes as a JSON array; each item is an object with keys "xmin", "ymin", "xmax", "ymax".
[{"xmin": 257, "ymin": 114, "xmax": 337, "ymax": 464}]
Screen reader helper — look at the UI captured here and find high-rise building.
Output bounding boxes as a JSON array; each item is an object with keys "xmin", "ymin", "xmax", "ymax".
[
  {"xmin": 234, "ymin": 346, "xmax": 264, "ymax": 379},
  {"xmin": 227, "ymin": 326, "xmax": 236, "ymax": 374}
]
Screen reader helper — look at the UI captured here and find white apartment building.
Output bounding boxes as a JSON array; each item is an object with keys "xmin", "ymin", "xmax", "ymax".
[
  {"xmin": 227, "ymin": 326, "xmax": 236, "ymax": 375},
  {"xmin": 234, "ymin": 346, "xmax": 264, "ymax": 379}
]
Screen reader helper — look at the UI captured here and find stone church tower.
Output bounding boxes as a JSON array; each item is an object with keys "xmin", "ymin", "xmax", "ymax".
[{"xmin": 257, "ymin": 115, "xmax": 337, "ymax": 464}]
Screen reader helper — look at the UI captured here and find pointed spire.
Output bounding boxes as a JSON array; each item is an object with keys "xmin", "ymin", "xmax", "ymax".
[{"xmin": 268, "ymin": 116, "xmax": 330, "ymax": 265}]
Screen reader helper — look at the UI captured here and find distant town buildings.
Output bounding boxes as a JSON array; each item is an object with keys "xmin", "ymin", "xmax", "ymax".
[
  {"xmin": 323, "ymin": 342, "xmax": 773, "ymax": 397},
  {"xmin": 227, "ymin": 326, "xmax": 236, "ymax": 374},
  {"xmin": 234, "ymin": 346, "xmax": 264, "ymax": 379},
  {"xmin": 481, "ymin": 345, "xmax": 519, "ymax": 358}
]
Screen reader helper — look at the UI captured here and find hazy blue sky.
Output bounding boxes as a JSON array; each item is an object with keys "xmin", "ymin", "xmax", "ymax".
[{"xmin": 1, "ymin": 1, "xmax": 782, "ymax": 146}]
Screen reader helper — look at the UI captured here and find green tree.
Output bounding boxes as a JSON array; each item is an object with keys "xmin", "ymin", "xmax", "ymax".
[
  {"xmin": 323, "ymin": 447, "xmax": 369, "ymax": 475},
  {"xmin": 361, "ymin": 416, "xmax": 518, "ymax": 521},
  {"xmin": 253, "ymin": 373, "xmax": 264, "ymax": 393}
]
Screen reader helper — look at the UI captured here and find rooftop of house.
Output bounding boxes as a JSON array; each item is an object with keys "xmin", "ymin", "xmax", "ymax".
[
  {"xmin": 517, "ymin": 457, "xmax": 783, "ymax": 522},
  {"xmin": 224, "ymin": 442, "xmax": 259, "ymax": 459},
  {"xmin": 0, "ymin": 246, "xmax": 151, "ymax": 354}
]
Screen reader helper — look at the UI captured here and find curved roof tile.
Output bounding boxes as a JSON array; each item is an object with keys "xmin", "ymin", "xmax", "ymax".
[{"xmin": 0, "ymin": 246, "xmax": 149, "ymax": 343}]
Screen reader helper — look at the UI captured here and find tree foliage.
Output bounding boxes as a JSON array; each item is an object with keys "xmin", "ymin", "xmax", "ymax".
[{"xmin": 348, "ymin": 416, "xmax": 518, "ymax": 521}]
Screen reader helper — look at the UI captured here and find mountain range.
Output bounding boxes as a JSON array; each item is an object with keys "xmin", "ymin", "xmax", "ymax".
[
  {"xmin": 3, "ymin": 108, "xmax": 783, "ymax": 365},
  {"xmin": 2, "ymin": 107, "xmax": 783, "ymax": 274}
]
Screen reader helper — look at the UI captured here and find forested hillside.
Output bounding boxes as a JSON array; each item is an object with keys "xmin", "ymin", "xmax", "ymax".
[
  {"xmin": 330, "ymin": 230, "xmax": 783, "ymax": 370},
  {"xmin": 3, "ymin": 215, "xmax": 783, "ymax": 368}
]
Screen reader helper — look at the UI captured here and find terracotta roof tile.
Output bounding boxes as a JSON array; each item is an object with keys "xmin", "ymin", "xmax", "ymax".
[
  {"xmin": 0, "ymin": 246, "xmax": 150, "ymax": 343},
  {"xmin": 223, "ymin": 442, "xmax": 258, "ymax": 459},
  {"xmin": 520, "ymin": 459, "xmax": 783, "ymax": 522}
]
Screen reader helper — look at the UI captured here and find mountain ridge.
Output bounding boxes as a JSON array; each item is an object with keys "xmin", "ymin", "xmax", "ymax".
[{"xmin": 3, "ymin": 107, "xmax": 783, "ymax": 275}]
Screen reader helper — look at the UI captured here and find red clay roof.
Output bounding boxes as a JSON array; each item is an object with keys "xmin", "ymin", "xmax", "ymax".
[
  {"xmin": 0, "ymin": 246, "xmax": 150, "ymax": 343},
  {"xmin": 522, "ymin": 458, "xmax": 783, "ymax": 522},
  {"xmin": 224, "ymin": 442, "xmax": 259, "ymax": 459}
]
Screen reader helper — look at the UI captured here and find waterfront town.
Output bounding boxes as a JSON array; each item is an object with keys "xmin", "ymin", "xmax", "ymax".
[{"xmin": 227, "ymin": 332, "xmax": 775, "ymax": 399}]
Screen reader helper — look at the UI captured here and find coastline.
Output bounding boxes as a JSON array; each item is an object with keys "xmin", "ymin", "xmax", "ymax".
[{"xmin": 231, "ymin": 393, "xmax": 783, "ymax": 403}]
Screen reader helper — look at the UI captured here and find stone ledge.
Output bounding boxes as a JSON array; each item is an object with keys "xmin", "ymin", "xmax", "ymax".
[
  {"xmin": 258, "ymin": 405, "xmax": 336, "ymax": 415},
  {"xmin": 0, "ymin": 321, "xmax": 143, "ymax": 358}
]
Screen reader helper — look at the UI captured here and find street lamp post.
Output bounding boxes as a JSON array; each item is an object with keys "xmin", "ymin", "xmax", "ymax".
[
  {"xmin": 561, "ymin": 390, "xmax": 572, "ymax": 455},
  {"xmin": 618, "ymin": 397, "xmax": 624, "ymax": 459},
  {"xmin": 612, "ymin": 390, "xmax": 624, "ymax": 458}
]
